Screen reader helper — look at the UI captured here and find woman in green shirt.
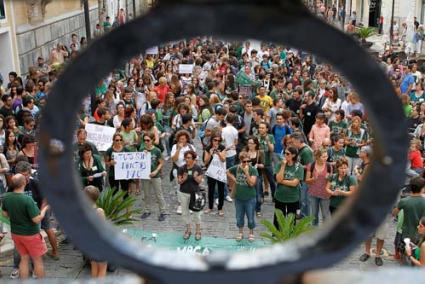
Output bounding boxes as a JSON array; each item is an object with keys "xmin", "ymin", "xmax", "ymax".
[
  {"xmin": 325, "ymin": 158, "xmax": 357, "ymax": 214},
  {"xmin": 104, "ymin": 133, "xmax": 130, "ymax": 195},
  {"xmin": 227, "ymin": 151, "xmax": 258, "ymax": 242},
  {"xmin": 344, "ymin": 116, "xmax": 368, "ymax": 175},
  {"xmin": 275, "ymin": 146, "xmax": 304, "ymax": 229}
]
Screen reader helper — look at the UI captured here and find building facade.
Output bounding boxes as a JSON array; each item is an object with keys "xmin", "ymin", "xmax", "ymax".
[{"xmin": 1, "ymin": 0, "xmax": 149, "ymax": 78}]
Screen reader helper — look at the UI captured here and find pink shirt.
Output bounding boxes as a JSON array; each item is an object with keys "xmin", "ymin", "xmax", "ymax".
[{"xmin": 309, "ymin": 124, "xmax": 330, "ymax": 150}]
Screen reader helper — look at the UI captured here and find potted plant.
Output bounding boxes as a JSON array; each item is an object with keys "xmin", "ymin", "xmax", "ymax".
[
  {"xmin": 96, "ymin": 187, "xmax": 142, "ymax": 225},
  {"xmin": 260, "ymin": 210, "xmax": 314, "ymax": 243},
  {"xmin": 357, "ymin": 27, "xmax": 376, "ymax": 48}
]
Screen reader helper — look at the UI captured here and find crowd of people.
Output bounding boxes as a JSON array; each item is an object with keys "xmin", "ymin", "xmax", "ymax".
[{"xmin": 1, "ymin": 4, "xmax": 425, "ymax": 280}]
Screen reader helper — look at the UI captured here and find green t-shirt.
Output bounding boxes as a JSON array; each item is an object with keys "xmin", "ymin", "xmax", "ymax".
[
  {"xmin": 229, "ymin": 165, "xmax": 258, "ymax": 201},
  {"xmin": 328, "ymin": 174, "xmax": 357, "ymax": 208},
  {"xmin": 139, "ymin": 146, "xmax": 162, "ymax": 178},
  {"xmin": 397, "ymin": 196, "xmax": 425, "ymax": 239},
  {"xmin": 328, "ymin": 120, "xmax": 348, "ymax": 136},
  {"xmin": 328, "ymin": 147, "xmax": 346, "ymax": 163},
  {"xmin": 345, "ymin": 129, "xmax": 368, "ymax": 158},
  {"xmin": 298, "ymin": 145, "xmax": 314, "ymax": 165},
  {"xmin": 105, "ymin": 146, "xmax": 130, "ymax": 178},
  {"xmin": 258, "ymin": 134, "xmax": 275, "ymax": 166},
  {"xmin": 120, "ymin": 130, "xmax": 138, "ymax": 151},
  {"xmin": 274, "ymin": 163, "xmax": 304, "ymax": 203},
  {"xmin": 2, "ymin": 192, "xmax": 40, "ymax": 235}
]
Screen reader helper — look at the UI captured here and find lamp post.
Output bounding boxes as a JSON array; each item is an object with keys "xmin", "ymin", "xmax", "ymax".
[
  {"xmin": 83, "ymin": 0, "xmax": 91, "ymax": 42},
  {"xmin": 389, "ymin": 0, "xmax": 395, "ymax": 47}
]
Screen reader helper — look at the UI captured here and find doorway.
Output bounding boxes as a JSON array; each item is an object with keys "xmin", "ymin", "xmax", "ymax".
[{"xmin": 368, "ymin": 0, "xmax": 381, "ymax": 27}]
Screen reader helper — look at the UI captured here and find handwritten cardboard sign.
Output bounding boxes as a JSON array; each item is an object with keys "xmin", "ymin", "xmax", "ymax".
[
  {"xmin": 205, "ymin": 155, "xmax": 227, "ymax": 183},
  {"xmin": 85, "ymin": 124, "xmax": 116, "ymax": 152},
  {"xmin": 114, "ymin": 152, "xmax": 151, "ymax": 180}
]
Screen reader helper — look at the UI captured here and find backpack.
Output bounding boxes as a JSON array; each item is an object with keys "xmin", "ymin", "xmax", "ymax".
[
  {"xmin": 189, "ymin": 191, "xmax": 206, "ymax": 212},
  {"xmin": 198, "ymin": 117, "xmax": 212, "ymax": 142}
]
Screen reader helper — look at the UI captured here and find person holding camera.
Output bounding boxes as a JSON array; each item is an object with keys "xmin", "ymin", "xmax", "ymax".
[{"xmin": 203, "ymin": 132, "xmax": 226, "ymax": 215}]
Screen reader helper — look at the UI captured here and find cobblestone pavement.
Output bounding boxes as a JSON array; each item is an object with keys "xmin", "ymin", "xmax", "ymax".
[{"xmin": 0, "ymin": 147, "xmax": 401, "ymax": 279}]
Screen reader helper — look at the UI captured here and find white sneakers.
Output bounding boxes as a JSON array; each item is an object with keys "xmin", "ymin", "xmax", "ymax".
[{"xmin": 176, "ymin": 205, "xmax": 182, "ymax": 215}]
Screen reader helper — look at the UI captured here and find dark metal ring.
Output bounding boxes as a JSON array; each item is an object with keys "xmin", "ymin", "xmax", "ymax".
[{"xmin": 39, "ymin": 1, "xmax": 407, "ymax": 283}]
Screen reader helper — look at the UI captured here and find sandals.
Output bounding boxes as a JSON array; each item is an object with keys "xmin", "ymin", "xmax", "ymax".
[
  {"xmin": 218, "ymin": 210, "xmax": 224, "ymax": 217},
  {"xmin": 195, "ymin": 231, "xmax": 202, "ymax": 241},
  {"xmin": 204, "ymin": 208, "xmax": 212, "ymax": 214},
  {"xmin": 248, "ymin": 234, "xmax": 255, "ymax": 242},
  {"xmin": 236, "ymin": 233, "xmax": 243, "ymax": 242},
  {"xmin": 183, "ymin": 230, "xmax": 192, "ymax": 240}
]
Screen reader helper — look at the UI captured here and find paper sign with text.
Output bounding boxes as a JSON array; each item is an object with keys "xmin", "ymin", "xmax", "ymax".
[
  {"xmin": 205, "ymin": 155, "xmax": 227, "ymax": 183},
  {"xmin": 145, "ymin": 46, "xmax": 159, "ymax": 55},
  {"xmin": 178, "ymin": 64, "xmax": 194, "ymax": 74},
  {"xmin": 85, "ymin": 124, "xmax": 116, "ymax": 152},
  {"xmin": 114, "ymin": 152, "xmax": 151, "ymax": 180}
]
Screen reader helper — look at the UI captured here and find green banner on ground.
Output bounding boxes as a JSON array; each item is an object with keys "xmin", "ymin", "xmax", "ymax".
[{"xmin": 124, "ymin": 228, "xmax": 270, "ymax": 255}]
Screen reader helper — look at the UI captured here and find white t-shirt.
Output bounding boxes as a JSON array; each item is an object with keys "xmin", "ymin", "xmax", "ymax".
[
  {"xmin": 170, "ymin": 144, "xmax": 195, "ymax": 167},
  {"xmin": 221, "ymin": 125, "xmax": 238, "ymax": 158}
]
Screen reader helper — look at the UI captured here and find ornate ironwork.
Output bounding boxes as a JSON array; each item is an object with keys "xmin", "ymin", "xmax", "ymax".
[{"xmin": 38, "ymin": 0, "xmax": 407, "ymax": 283}]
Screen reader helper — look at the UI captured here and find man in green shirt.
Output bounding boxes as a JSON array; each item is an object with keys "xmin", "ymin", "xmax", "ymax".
[
  {"xmin": 290, "ymin": 132, "xmax": 314, "ymax": 218},
  {"xmin": 139, "ymin": 133, "xmax": 167, "ymax": 221},
  {"xmin": 2, "ymin": 174, "xmax": 49, "ymax": 279},
  {"xmin": 393, "ymin": 176, "xmax": 425, "ymax": 240},
  {"xmin": 257, "ymin": 122, "xmax": 275, "ymax": 198}
]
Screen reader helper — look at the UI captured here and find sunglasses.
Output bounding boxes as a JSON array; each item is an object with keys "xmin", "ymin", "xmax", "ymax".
[
  {"xmin": 114, "ymin": 139, "xmax": 122, "ymax": 142},
  {"xmin": 242, "ymin": 160, "xmax": 250, "ymax": 164},
  {"xmin": 144, "ymin": 139, "xmax": 151, "ymax": 142}
]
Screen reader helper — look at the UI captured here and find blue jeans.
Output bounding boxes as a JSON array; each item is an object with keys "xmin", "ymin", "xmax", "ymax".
[
  {"xmin": 308, "ymin": 195, "xmax": 331, "ymax": 226},
  {"xmin": 263, "ymin": 165, "xmax": 276, "ymax": 197},
  {"xmin": 235, "ymin": 198, "xmax": 256, "ymax": 229},
  {"xmin": 255, "ymin": 174, "xmax": 263, "ymax": 212},
  {"xmin": 299, "ymin": 182, "xmax": 309, "ymax": 217}
]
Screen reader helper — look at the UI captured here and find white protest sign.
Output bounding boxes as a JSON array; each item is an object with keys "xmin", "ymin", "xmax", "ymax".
[
  {"xmin": 145, "ymin": 46, "xmax": 159, "ymax": 55},
  {"xmin": 205, "ymin": 155, "xmax": 227, "ymax": 183},
  {"xmin": 114, "ymin": 152, "xmax": 151, "ymax": 180},
  {"xmin": 179, "ymin": 64, "xmax": 194, "ymax": 74},
  {"xmin": 85, "ymin": 124, "xmax": 116, "ymax": 152}
]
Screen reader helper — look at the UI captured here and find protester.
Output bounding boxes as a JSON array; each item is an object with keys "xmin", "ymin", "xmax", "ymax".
[
  {"xmin": 306, "ymin": 148, "xmax": 332, "ymax": 226},
  {"xmin": 326, "ymin": 158, "xmax": 357, "ymax": 214},
  {"xmin": 139, "ymin": 132, "xmax": 167, "ymax": 221},
  {"xmin": 77, "ymin": 144, "xmax": 107, "ymax": 191},
  {"xmin": 2, "ymin": 174, "xmax": 49, "ymax": 279},
  {"xmin": 405, "ymin": 216, "xmax": 425, "ymax": 266},
  {"xmin": 274, "ymin": 145, "xmax": 304, "ymax": 229},
  {"xmin": 227, "ymin": 151, "xmax": 258, "ymax": 241},
  {"xmin": 203, "ymin": 132, "xmax": 227, "ymax": 215},
  {"xmin": 83, "ymin": 186, "xmax": 107, "ymax": 277},
  {"xmin": 177, "ymin": 150, "xmax": 203, "ymax": 240},
  {"xmin": 104, "ymin": 133, "xmax": 130, "ymax": 193}
]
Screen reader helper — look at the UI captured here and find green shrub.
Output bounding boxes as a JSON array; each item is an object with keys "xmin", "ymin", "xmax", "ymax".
[
  {"xmin": 260, "ymin": 209, "xmax": 314, "ymax": 244},
  {"xmin": 96, "ymin": 187, "xmax": 141, "ymax": 225}
]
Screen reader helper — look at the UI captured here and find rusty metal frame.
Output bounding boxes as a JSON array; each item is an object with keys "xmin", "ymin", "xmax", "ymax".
[{"xmin": 38, "ymin": 1, "xmax": 407, "ymax": 283}]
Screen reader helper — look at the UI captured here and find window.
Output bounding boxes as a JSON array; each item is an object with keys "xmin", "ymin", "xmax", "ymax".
[{"xmin": 0, "ymin": 1, "xmax": 5, "ymax": 20}]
